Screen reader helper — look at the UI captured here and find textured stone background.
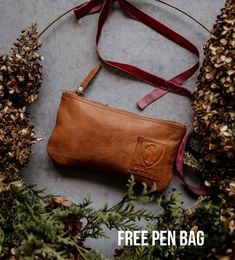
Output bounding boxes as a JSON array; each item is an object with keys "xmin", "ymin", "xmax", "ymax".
[{"xmin": 0, "ymin": 0, "xmax": 225, "ymax": 257}]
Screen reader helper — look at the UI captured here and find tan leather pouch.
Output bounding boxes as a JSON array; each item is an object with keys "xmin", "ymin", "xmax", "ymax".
[{"xmin": 48, "ymin": 80, "xmax": 185, "ymax": 190}]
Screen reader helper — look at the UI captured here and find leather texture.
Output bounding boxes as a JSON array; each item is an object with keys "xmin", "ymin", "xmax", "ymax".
[{"xmin": 48, "ymin": 91, "xmax": 185, "ymax": 191}]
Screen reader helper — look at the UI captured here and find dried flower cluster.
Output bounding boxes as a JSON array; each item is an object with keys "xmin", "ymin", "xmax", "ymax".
[
  {"xmin": 0, "ymin": 100, "xmax": 37, "ymax": 176},
  {"xmin": 0, "ymin": 24, "xmax": 42, "ymax": 177},
  {"xmin": 191, "ymin": 0, "xmax": 235, "ymax": 241},
  {"xmin": 193, "ymin": 0, "xmax": 235, "ymax": 165},
  {"xmin": 219, "ymin": 179, "xmax": 235, "ymax": 235},
  {"xmin": 0, "ymin": 23, "xmax": 43, "ymax": 104},
  {"xmin": 202, "ymin": 168, "xmax": 235, "ymax": 237}
]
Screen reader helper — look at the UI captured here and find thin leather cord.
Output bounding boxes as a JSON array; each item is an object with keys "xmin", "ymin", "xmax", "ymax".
[{"xmin": 38, "ymin": 0, "xmax": 210, "ymax": 38}]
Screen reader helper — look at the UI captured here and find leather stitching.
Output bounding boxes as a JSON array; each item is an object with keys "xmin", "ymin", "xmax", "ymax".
[{"xmin": 63, "ymin": 92, "xmax": 185, "ymax": 130}]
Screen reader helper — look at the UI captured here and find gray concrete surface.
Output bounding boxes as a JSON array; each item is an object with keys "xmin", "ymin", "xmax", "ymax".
[{"xmin": 0, "ymin": 0, "xmax": 225, "ymax": 258}]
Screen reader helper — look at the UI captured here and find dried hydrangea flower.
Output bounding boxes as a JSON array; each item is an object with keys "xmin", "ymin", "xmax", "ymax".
[
  {"xmin": 193, "ymin": 0, "xmax": 235, "ymax": 166},
  {"xmin": 0, "ymin": 100, "xmax": 37, "ymax": 175},
  {"xmin": 0, "ymin": 23, "xmax": 43, "ymax": 104},
  {"xmin": 190, "ymin": 0, "xmax": 235, "ymax": 239},
  {"xmin": 219, "ymin": 178, "xmax": 235, "ymax": 234}
]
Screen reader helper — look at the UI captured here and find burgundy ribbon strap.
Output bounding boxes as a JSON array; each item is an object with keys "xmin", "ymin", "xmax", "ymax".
[
  {"xmin": 74, "ymin": 0, "xmax": 209, "ymax": 195},
  {"xmin": 74, "ymin": 0, "xmax": 199, "ymax": 101},
  {"xmin": 176, "ymin": 128, "xmax": 210, "ymax": 195}
]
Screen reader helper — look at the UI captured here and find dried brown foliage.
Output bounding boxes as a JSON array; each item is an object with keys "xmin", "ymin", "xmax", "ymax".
[
  {"xmin": 193, "ymin": 0, "xmax": 235, "ymax": 165},
  {"xmin": 191, "ymin": 0, "xmax": 235, "ymax": 240},
  {"xmin": 0, "ymin": 23, "xmax": 43, "ymax": 104},
  {"xmin": 0, "ymin": 100, "xmax": 37, "ymax": 175},
  {"xmin": 220, "ymin": 179, "xmax": 235, "ymax": 235},
  {"xmin": 0, "ymin": 24, "xmax": 42, "ymax": 176}
]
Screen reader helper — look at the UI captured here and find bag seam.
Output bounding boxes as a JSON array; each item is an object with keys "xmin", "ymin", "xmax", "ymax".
[{"xmin": 63, "ymin": 92, "xmax": 185, "ymax": 131}]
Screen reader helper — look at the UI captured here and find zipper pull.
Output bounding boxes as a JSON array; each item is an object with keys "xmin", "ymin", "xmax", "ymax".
[{"xmin": 75, "ymin": 65, "xmax": 102, "ymax": 96}]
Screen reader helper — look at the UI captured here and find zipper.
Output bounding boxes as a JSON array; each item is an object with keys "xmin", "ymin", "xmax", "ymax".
[
  {"xmin": 71, "ymin": 66, "xmax": 184, "ymax": 129},
  {"xmin": 66, "ymin": 91, "xmax": 184, "ymax": 129}
]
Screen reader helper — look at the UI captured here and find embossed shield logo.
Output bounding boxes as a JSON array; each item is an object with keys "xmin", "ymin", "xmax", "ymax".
[
  {"xmin": 141, "ymin": 142, "xmax": 163, "ymax": 168},
  {"xmin": 129, "ymin": 137, "xmax": 167, "ymax": 182}
]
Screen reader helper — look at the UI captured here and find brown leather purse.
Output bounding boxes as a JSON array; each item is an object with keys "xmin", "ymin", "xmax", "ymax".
[
  {"xmin": 48, "ymin": 0, "xmax": 202, "ymax": 191},
  {"xmin": 48, "ymin": 66, "xmax": 185, "ymax": 191}
]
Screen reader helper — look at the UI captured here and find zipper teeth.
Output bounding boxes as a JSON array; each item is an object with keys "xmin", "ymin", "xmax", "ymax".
[{"xmin": 65, "ymin": 91, "xmax": 184, "ymax": 128}]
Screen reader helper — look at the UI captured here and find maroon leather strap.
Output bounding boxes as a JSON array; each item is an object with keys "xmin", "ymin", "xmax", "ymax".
[
  {"xmin": 74, "ymin": 0, "xmax": 209, "ymax": 195},
  {"xmin": 75, "ymin": 0, "xmax": 199, "ymax": 100},
  {"xmin": 176, "ymin": 128, "xmax": 211, "ymax": 195}
]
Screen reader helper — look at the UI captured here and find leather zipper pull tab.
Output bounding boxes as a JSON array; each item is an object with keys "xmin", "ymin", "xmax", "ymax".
[{"xmin": 76, "ymin": 65, "xmax": 102, "ymax": 96}]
